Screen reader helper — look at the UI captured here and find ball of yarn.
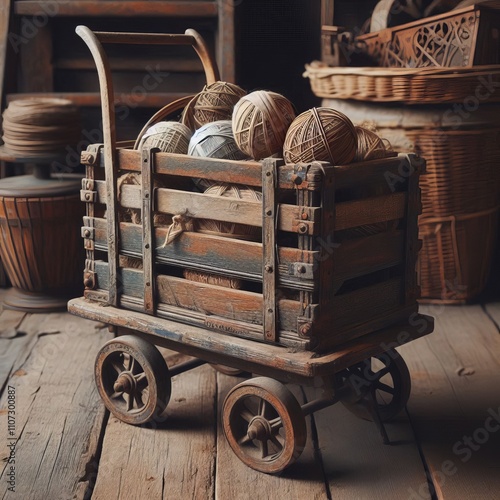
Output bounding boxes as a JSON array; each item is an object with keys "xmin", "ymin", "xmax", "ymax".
[
  {"xmin": 187, "ymin": 182, "xmax": 262, "ymax": 290},
  {"xmin": 188, "ymin": 120, "xmax": 248, "ymax": 160},
  {"xmin": 232, "ymin": 90, "xmax": 296, "ymax": 160},
  {"xmin": 283, "ymin": 107, "xmax": 357, "ymax": 165},
  {"xmin": 183, "ymin": 81, "xmax": 246, "ymax": 131},
  {"xmin": 138, "ymin": 121, "xmax": 192, "ymax": 153},
  {"xmin": 354, "ymin": 126, "xmax": 390, "ymax": 162},
  {"xmin": 196, "ymin": 183, "xmax": 262, "ymax": 240},
  {"xmin": 189, "ymin": 120, "xmax": 249, "ymax": 190}
]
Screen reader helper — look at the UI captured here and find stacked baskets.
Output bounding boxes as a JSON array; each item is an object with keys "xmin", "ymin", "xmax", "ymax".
[{"xmin": 308, "ymin": 2, "xmax": 500, "ymax": 303}]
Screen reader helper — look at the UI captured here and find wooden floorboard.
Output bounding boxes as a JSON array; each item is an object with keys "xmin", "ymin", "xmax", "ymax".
[
  {"xmin": 305, "ymin": 387, "xmax": 431, "ymax": 500},
  {"xmin": 400, "ymin": 305, "xmax": 500, "ymax": 500},
  {"xmin": 0, "ymin": 312, "xmax": 112, "ymax": 500},
  {"xmin": 92, "ymin": 353, "xmax": 217, "ymax": 500},
  {"xmin": 484, "ymin": 302, "xmax": 500, "ymax": 331},
  {"xmin": 0, "ymin": 299, "xmax": 499, "ymax": 498}
]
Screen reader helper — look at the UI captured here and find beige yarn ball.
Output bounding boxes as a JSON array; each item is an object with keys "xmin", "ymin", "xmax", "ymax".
[
  {"xmin": 354, "ymin": 126, "xmax": 390, "ymax": 162},
  {"xmin": 283, "ymin": 107, "xmax": 357, "ymax": 165},
  {"xmin": 138, "ymin": 121, "xmax": 192, "ymax": 153},
  {"xmin": 196, "ymin": 183, "xmax": 262, "ymax": 240},
  {"xmin": 182, "ymin": 81, "xmax": 246, "ymax": 131},
  {"xmin": 186, "ymin": 182, "xmax": 262, "ymax": 289},
  {"xmin": 232, "ymin": 90, "xmax": 296, "ymax": 160}
]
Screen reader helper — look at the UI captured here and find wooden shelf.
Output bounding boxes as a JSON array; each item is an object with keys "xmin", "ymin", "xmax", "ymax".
[
  {"xmin": 54, "ymin": 57, "xmax": 203, "ymax": 73},
  {"xmin": 7, "ymin": 92, "xmax": 193, "ymax": 108},
  {"xmin": 15, "ymin": 1, "xmax": 218, "ymax": 17}
]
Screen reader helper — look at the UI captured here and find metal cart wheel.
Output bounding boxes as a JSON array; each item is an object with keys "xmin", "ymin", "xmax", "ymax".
[
  {"xmin": 210, "ymin": 364, "xmax": 248, "ymax": 377},
  {"xmin": 339, "ymin": 348, "xmax": 411, "ymax": 422},
  {"xmin": 95, "ymin": 335, "xmax": 171, "ymax": 425},
  {"xmin": 222, "ymin": 377, "xmax": 307, "ymax": 474}
]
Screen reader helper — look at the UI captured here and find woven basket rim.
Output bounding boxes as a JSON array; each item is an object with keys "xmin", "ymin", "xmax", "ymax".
[{"xmin": 304, "ymin": 62, "xmax": 500, "ymax": 78}]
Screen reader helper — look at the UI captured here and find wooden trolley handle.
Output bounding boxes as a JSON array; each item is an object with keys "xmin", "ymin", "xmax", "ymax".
[
  {"xmin": 75, "ymin": 25, "xmax": 220, "ymax": 307},
  {"xmin": 91, "ymin": 29, "xmax": 220, "ymax": 84}
]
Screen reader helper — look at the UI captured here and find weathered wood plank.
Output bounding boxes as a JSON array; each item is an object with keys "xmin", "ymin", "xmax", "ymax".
[
  {"xmin": 69, "ymin": 298, "xmax": 433, "ymax": 380},
  {"xmin": 15, "ymin": 1, "xmax": 219, "ymax": 17},
  {"xmin": 93, "ymin": 218, "xmax": 319, "ymax": 290},
  {"xmin": 262, "ymin": 159, "xmax": 280, "ymax": 343},
  {"xmin": 335, "ymin": 193, "xmax": 407, "ymax": 231},
  {"xmin": 92, "ymin": 354, "xmax": 217, "ymax": 500},
  {"xmin": 400, "ymin": 305, "xmax": 500, "ymax": 499},
  {"xmin": 215, "ymin": 373, "xmax": 328, "ymax": 499},
  {"xmin": 306, "ymin": 387, "xmax": 431, "ymax": 500},
  {"xmin": 93, "ymin": 262, "xmax": 303, "ymax": 333},
  {"xmin": 334, "ymin": 231, "xmax": 404, "ymax": 284},
  {"xmin": 485, "ymin": 302, "xmax": 500, "ymax": 330},
  {"xmin": 95, "ymin": 181, "xmax": 320, "ymax": 234},
  {"xmin": 0, "ymin": 312, "xmax": 112, "ymax": 499},
  {"xmin": 331, "ymin": 278, "xmax": 403, "ymax": 331},
  {"xmin": 19, "ymin": 24, "xmax": 53, "ymax": 93},
  {"xmin": 0, "ymin": 309, "xmax": 26, "ymax": 339},
  {"xmin": 105, "ymin": 149, "xmax": 404, "ymax": 192},
  {"xmin": 216, "ymin": 0, "xmax": 235, "ymax": 82},
  {"xmin": 0, "ymin": 309, "xmax": 36, "ymax": 395}
]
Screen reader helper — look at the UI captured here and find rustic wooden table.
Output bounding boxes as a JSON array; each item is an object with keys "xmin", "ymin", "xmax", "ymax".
[{"xmin": 0, "ymin": 288, "xmax": 499, "ymax": 499}]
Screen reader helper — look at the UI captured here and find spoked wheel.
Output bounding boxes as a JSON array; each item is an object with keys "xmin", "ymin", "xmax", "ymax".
[
  {"xmin": 210, "ymin": 364, "xmax": 248, "ymax": 377},
  {"xmin": 222, "ymin": 377, "xmax": 306, "ymax": 474},
  {"xmin": 95, "ymin": 335, "xmax": 171, "ymax": 425},
  {"xmin": 339, "ymin": 348, "xmax": 411, "ymax": 422}
]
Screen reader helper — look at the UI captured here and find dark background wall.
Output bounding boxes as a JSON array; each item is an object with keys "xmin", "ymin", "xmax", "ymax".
[{"xmin": 235, "ymin": 0, "xmax": 322, "ymax": 111}]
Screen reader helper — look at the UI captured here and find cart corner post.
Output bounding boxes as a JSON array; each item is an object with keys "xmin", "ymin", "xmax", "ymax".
[{"xmin": 400, "ymin": 153, "xmax": 424, "ymax": 306}]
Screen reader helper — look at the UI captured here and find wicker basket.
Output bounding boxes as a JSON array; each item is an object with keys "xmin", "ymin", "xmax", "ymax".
[
  {"xmin": 304, "ymin": 62, "xmax": 500, "ymax": 104},
  {"xmin": 357, "ymin": 3, "xmax": 500, "ymax": 68},
  {"xmin": 411, "ymin": 128, "xmax": 500, "ymax": 303}
]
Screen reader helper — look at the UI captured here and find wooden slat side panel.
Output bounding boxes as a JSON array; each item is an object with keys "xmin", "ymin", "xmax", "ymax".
[
  {"xmin": 335, "ymin": 192, "xmax": 407, "ymax": 231},
  {"xmin": 331, "ymin": 278, "xmax": 403, "ymax": 330},
  {"xmin": 111, "ymin": 149, "xmax": 330, "ymax": 190},
  {"xmin": 94, "ymin": 181, "xmax": 320, "ymax": 233},
  {"xmin": 111, "ymin": 149, "xmax": 403, "ymax": 191},
  {"xmin": 333, "ymin": 152, "xmax": 401, "ymax": 189},
  {"xmin": 334, "ymin": 231, "xmax": 405, "ymax": 283},
  {"xmin": 93, "ymin": 262, "xmax": 302, "ymax": 333},
  {"xmin": 92, "ymin": 218, "xmax": 319, "ymax": 290}
]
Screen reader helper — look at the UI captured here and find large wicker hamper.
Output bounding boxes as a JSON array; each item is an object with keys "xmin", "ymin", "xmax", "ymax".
[{"xmin": 310, "ymin": 96, "xmax": 500, "ymax": 304}]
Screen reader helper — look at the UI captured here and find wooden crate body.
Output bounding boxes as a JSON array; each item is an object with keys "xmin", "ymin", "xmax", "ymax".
[
  {"xmin": 80, "ymin": 146, "xmax": 423, "ymax": 353},
  {"xmin": 324, "ymin": 3, "xmax": 500, "ymax": 68}
]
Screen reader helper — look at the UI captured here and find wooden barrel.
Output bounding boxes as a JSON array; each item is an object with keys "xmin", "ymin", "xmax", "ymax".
[{"xmin": 0, "ymin": 175, "xmax": 84, "ymax": 311}]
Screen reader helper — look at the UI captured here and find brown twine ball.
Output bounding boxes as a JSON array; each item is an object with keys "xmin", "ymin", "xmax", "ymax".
[
  {"xmin": 196, "ymin": 183, "xmax": 262, "ymax": 239},
  {"xmin": 138, "ymin": 121, "xmax": 192, "ymax": 153},
  {"xmin": 354, "ymin": 126, "xmax": 390, "ymax": 162},
  {"xmin": 232, "ymin": 90, "xmax": 296, "ymax": 160},
  {"xmin": 283, "ymin": 107, "xmax": 357, "ymax": 165},
  {"xmin": 186, "ymin": 183, "xmax": 262, "ymax": 288},
  {"xmin": 182, "ymin": 81, "xmax": 247, "ymax": 131}
]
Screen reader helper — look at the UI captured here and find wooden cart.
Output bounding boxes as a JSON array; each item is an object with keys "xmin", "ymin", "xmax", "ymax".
[{"xmin": 68, "ymin": 26, "xmax": 434, "ymax": 474}]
